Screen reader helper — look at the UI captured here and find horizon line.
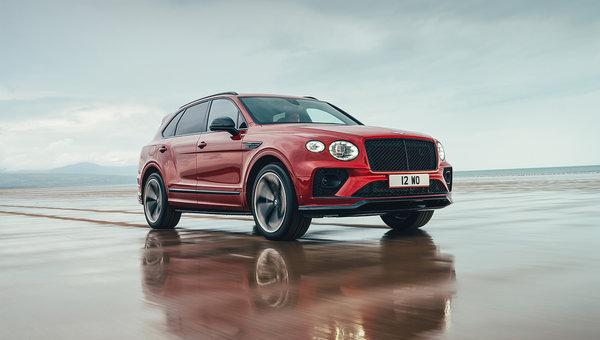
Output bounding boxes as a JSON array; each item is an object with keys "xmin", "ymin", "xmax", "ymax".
[{"xmin": 2, "ymin": 163, "xmax": 599, "ymax": 174}]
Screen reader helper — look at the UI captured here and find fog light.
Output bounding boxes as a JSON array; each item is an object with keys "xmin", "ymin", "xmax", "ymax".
[{"xmin": 313, "ymin": 169, "xmax": 349, "ymax": 197}]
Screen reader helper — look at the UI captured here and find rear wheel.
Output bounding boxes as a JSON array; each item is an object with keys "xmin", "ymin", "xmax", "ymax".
[
  {"xmin": 143, "ymin": 173, "xmax": 181, "ymax": 229},
  {"xmin": 380, "ymin": 210, "xmax": 434, "ymax": 231},
  {"xmin": 251, "ymin": 164, "xmax": 311, "ymax": 240}
]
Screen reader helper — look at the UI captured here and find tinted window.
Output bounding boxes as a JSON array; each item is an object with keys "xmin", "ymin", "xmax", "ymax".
[
  {"xmin": 162, "ymin": 111, "xmax": 184, "ymax": 137},
  {"xmin": 238, "ymin": 97, "xmax": 358, "ymax": 125},
  {"xmin": 175, "ymin": 101, "xmax": 210, "ymax": 135},
  {"xmin": 207, "ymin": 99, "xmax": 240, "ymax": 130}
]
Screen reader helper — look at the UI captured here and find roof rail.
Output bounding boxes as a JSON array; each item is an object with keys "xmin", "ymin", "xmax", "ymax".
[
  {"xmin": 179, "ymin": 91, "xmax": 238, "ymax": 108},
  {"xmin": 303, "ymin": 96, "xmax": 318, "ymax": 100}
]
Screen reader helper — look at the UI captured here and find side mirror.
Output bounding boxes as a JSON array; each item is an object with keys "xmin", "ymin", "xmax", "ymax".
[{"xmin": 209, "ymin": 117, "xmax": 238, "ymax": 136}]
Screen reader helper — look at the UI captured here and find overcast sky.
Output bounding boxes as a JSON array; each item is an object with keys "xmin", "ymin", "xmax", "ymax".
[{"xmin": 1, "ymin": 0, "xmax": 599, "ymax": 171}]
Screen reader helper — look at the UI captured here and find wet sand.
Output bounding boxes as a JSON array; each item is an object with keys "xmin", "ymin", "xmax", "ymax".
[{"xmin": 1, "ymin": 172, "xmax": 599, "ymax": 339}]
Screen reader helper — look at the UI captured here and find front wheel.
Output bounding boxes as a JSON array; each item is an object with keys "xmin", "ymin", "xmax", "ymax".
[
  {"xmin": 143, "ymin": 173, "xmax": 181, "ymax": 229},
  {"xmin": 251, "ymin": 164, "xmax": 311, "ymax": 241},
  {"xmin": 380, "ymin": 210, "xmax": 434, "ymax": 231}
]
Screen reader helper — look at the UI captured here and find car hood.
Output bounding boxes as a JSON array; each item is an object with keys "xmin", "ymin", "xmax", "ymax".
[{"xmin": 255, "ymin": 124, "xmax": 435, "ymax": 141}]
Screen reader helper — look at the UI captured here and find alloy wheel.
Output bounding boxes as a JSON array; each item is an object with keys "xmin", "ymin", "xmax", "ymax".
[
  {"xmin": 254, "ymin": 172, "xmax": 287, "ymax": 233},
  {"xmin": 144, "ymin": 178, "xmax": 162, "ymax": 224}
]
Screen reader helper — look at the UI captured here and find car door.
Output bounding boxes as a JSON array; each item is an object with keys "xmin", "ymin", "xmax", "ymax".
[
  {"xmin": 161, "ymin": 101, "xmax": 210, "ymax": 206},
  {"xmin": 196, "ymin": 99, "xmax": 245, "ymax": 209}
]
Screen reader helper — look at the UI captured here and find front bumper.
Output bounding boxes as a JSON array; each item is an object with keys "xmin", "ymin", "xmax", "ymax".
[
  {"xmin": 298, "ymin": 194, "xmax": 452, "ymax": 217},
  {"xmin": 295, "ymin": 160, "xmax": 453, "ymax": 217}
]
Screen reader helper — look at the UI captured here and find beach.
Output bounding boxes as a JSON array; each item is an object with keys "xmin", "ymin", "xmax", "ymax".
[{"xmin": 1, "ymin": 169, "xmax": 599, "ymax": 339}]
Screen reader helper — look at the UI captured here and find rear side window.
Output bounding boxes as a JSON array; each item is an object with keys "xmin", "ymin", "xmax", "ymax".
[
  {"xmin": 175, "ymin": 101, "xmax": 210, "ymax": 136},
  {"xmin": 207, "ymin": 99, "xmax": 240, "ymax": 129},
  {"xmin": 162, "ymin": 111, "xmax": 184, "ymax": 137}
]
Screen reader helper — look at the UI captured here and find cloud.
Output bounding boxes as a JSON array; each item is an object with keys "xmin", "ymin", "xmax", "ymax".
[
  {"xmin": 0, "ymin": 88, "xmax": 66, "ymax": 101},
  {"xmin": 0, "ymin": 103, "xmax": 163, "ymax": 171},
  {"xmin": 1, "ymin": 0, "xmax": 599, "ymax": 170}
]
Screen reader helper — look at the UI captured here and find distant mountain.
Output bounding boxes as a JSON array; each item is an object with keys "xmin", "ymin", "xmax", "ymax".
[
  {"xmin": 0, "ymin": 162, "xmax": 138, "ymax": 188},
  {"xmin": 49, "ymin": 162, "xmax": 137, "ymax": 177},
  {"xmin": 0, "ymin": 173, "xmax": 135, "ymax": 188}
]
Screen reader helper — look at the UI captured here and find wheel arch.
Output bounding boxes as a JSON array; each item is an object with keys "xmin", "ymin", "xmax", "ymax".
[
  {"xmin": 244, "ymin": 151, "xmax": 297, "ymax": 210},
  {"xmin": 140, "ymin": 163, "xmax": 163, "ymax": 200}
]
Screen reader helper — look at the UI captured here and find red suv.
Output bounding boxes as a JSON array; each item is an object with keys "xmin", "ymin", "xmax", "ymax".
[{"xmin": 138, "ymin": 92, "xmax": 452, "ymax": 240}]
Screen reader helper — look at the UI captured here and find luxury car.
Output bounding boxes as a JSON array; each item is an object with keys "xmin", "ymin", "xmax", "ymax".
[{"xmin": 138, "ymin": 92, "xmax": 453, "ymax": 240}]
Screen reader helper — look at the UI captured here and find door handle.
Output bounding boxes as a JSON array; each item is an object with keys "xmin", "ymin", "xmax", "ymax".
[
  {"xmin": 198, "ymin": 141, "xmax": 207, "ymax": 149},
  {"xmin": 159, "ymin": 146, "xmax": 167, "ymax": 153}
]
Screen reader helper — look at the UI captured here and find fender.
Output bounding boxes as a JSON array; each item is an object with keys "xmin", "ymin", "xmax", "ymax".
[
  {"xmin": 139, "ymin": 161, "xmax": 165, "ymax": 198},
  {"xmin": 242, "ymin": 147, "xmax": 299, "ymax": 209}
]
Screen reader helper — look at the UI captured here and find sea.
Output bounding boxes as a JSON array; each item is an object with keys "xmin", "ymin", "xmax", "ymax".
[{"xmin": 455, "ymin": 165, "xmax": 600, "ymax": 178}]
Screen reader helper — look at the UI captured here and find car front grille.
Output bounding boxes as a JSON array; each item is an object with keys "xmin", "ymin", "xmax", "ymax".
[
  {"xmin": 364, "ymin": 138, "xmax": 437, "ymax": 172},
  {"xmin": 352, "ymin": 179, "xmax": 448, "ymax": 197}
]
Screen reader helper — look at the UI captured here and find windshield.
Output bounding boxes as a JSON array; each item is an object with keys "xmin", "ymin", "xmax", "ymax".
[{"xmin": 238, "ymin": 97, "xmax": 360, "ymax": 125}]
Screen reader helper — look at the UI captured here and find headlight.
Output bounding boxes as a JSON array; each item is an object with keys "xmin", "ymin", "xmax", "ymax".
[
  {"xmin": 305, "ymin": 140, "xmax": 325, "ymax": 153},
  {"xmin": 437, "ymin": 141, "xmax": 445, "ymax": 161},
  {"xmin": 329, "ymin": 141, "xmax": 359, "ymax": 161}
]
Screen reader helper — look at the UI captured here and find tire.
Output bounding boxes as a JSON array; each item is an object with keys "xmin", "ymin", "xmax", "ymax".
[
  {"xmin": 380, "ymin": 210, "xmax": 434, "ymax": 231},
  {"xmin": 143, "ymin": 173, "xmax": 181, "ymax": 229},
  {"xmin": 251, "ymin": 164, "xmax": 311, "ymax": 240}
]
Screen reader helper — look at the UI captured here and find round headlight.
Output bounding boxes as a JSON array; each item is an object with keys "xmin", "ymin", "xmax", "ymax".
[
  {"xmin": 437, "ymin": 141, "xmax": 445, "ymax": 161},
  {"xmin": 329, "ymin": 141, "xmax": 359, "ymax": 161},
  {"xmin": 305, "ymin": 140, "xmax": 325, "ymax": 153}
]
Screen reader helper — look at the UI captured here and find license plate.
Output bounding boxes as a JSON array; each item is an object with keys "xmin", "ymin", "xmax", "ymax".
[{"xmin": 389, "ymin": 174, "xmax": 429, "ymax": 188}]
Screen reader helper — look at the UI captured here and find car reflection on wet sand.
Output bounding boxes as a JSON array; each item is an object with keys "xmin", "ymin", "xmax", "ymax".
[{"xmin": 141, "ymin": 228, "xmax": 456, "ymax": 339}]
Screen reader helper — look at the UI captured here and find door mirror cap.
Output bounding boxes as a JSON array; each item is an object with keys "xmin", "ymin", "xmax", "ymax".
[{"xmin": 209, "ymin": 117, "xmax": 239, "ymax": 136}]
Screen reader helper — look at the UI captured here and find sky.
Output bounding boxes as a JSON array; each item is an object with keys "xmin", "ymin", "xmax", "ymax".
[{"xmin": 1, "ymin": 0, "xmax": 599, "ymax": 171}]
